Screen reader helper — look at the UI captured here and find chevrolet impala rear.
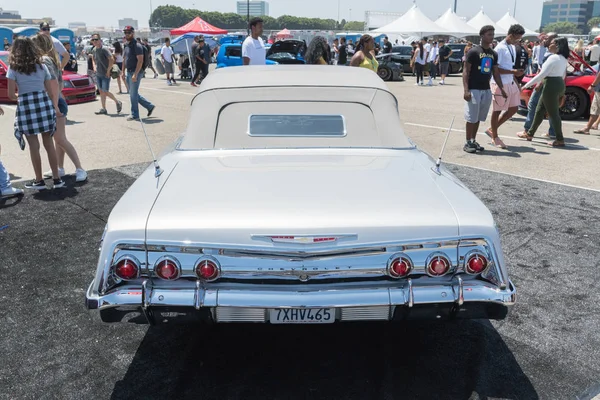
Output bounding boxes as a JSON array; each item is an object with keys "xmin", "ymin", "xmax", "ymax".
[{"xmin": 85, "ymin": 66, "xmax": 516, "ymax": 325}]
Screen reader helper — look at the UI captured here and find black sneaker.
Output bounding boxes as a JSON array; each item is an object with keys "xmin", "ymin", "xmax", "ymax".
[
  {"xmin": 53, "ymin": 179, "xmax": 65, "ymax": 189},
  {"xmin": 116, "ymin": 101, "xmax": 123, "ymax": 114},
  {"xmin": 95, "ymin": 108, "xmax": 108, "ymax": 115},
  {"xmin": 463, "ymin": 141, "xmax": 477, "ymax": 154},
  {"xmin": 127, "ymin": 116, "xmax": 140, "ymax": 121},
  {"xmin": 147, "ymin": 105, "xmax": 155, "ymax": 117},
  {"xmin": 473, "ymin": 141, "xmax": 485, "ymax": 152},
  {"xmin": 24, "ymin": 180, "xmax": 47, "ymax": 190}
]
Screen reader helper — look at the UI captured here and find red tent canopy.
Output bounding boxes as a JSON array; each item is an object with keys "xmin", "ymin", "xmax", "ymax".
[{"xmin": 170, "ymin": 17, "xmax": 228, "ymax": 36}]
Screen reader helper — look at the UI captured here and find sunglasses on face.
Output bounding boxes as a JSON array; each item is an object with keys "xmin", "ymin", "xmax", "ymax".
[
  {"xmin": 124, "ymin": 31, "xmax": 132, "ymax": 35},
  {"xmin": 91, "ymin": 38, "xmax": 98, "ymax": 41},
  {"xmin": 41, "ymin": 28, "xmax": 50, "ymax": 31}
]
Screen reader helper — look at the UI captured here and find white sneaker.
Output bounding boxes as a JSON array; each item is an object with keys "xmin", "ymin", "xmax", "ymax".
[
  {"xmin": 43, "ymin": 167, "xmax": 65, "ymax": 178},
  {"xmin": 167, "ymin": 81, "xmax": 172, "ymax": 86},
  {"xmin": 0, "ymin": 186, "xmax": 23, "ymax": 198},
  {"xmin": 427, "ymin": 80, "xmax": 433, "ymax": 86},
  {"xmin": 75, "ymin": 168, "xmax": 88, "ymax": 182}
]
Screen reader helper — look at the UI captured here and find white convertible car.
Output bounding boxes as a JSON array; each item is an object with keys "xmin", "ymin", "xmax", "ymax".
[{"xmin": 85, "ymin": 66, "xmax": 516, "ymax": 325}]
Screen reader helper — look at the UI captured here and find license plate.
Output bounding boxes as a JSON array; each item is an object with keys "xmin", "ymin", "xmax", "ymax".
[{"xmin": 269, "ymin": 308, "xmax": 335, "ymax": 324}]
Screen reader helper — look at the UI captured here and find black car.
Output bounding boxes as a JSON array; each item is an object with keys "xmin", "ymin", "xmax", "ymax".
[
  {"xmin": 375, "ymin": 53, "xmax": 404, "ymax": 82},
  {"xmin": 266, "ymin": 40, "xmax": 306, "ymax": 64},
  {"xmin": 382, "ymin": 45, "xmax": 415, "ymax": 74},
  {"xmin": 446, "ymin": 43, "xmax": 467, "ymax": 74}
]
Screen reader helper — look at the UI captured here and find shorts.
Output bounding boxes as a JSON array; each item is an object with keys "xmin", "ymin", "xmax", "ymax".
[
  {"xmin": 491, "ymin": 81, "xmax": 520, "ymax": 112},
  {"xmin": 58, "ymin": 97, "xmax": 68, "ymax": 117},
  {"xmin": 164, "ymin": 61, "xmax": 173, "ymax": 74},
  {"xmin": 464, "ymin": 89, "xmax": 493, "ymax": 123},
  {"xmin": 96, "ymin": 75, "xmax": 111, "ymax": 92},
  {"xmin": 591, "ymin": 92, "xmax": 600, "ymax": 115},
  {"xmin": 439, "ymin": 61, "xmax": 450, "ymax": 75}
]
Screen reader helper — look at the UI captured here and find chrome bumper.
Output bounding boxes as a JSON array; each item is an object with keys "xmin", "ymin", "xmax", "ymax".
[{"xmin": 85, "ymin": 277, "xmax": 516, "ymax": 324}]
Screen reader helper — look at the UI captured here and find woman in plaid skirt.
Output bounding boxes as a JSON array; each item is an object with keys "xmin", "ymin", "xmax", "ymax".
[
  {"xmin": 33, "ymin": 34, "xmax": 87, "ymax": 182},
  {"xmin": 7, "ymin": 37, "xmax": 64, "ymax": 190}
]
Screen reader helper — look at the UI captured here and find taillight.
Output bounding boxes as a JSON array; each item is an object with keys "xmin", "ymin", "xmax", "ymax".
[
  {"xmin": 465, "ymin": 252, "xmax": 488, "ymax": 274},
  {"xmin": 426, "ymin": 253, "xmax": 451, "ymax": 277},
  {"xmin": 388, "ymin": 254, "xmax": 413, "ymax": 278},
  {"xmin": 195, "ymin": 257, "xmax": 220, "ymax": 281},
  {"xmin": 114, "ymin": 256, "xmax": 140, "ymax": 280},
  {"xmin": 154, "ymin": 256, "xmax": 181, "ymax": 280}
]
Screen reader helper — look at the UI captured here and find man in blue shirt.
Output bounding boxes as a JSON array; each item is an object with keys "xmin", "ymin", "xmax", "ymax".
[{"xmin": 121, "ymin": 26, "xmax": 155, "ymax": 121}]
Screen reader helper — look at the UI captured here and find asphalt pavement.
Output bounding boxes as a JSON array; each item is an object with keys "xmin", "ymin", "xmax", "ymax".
[{"xmin": 1, "ymin": 161, "xmax": 599, "ymax": 400}]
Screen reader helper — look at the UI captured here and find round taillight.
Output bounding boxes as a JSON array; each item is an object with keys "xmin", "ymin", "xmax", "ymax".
[
  {"xmin": 466, "ymin": 253, "xmax": 488, "ymax": 274},
  {"xmin": 114, "ymin": 257, "xmax": 139, "ymax": 280},
  {"xmin": 388, "ymin": 255, "xmax": 413, "ymax": 278},
  {"xmin": 195, "ymin": 258, "xmax": 220, "ymax": 281},
  {"xmin": 155, "ymin": 257, "xmax": 181, "ymax": 280},
  {"xmin": 426, "ymin": 253, "xmax": 451, "ymax": 277}
]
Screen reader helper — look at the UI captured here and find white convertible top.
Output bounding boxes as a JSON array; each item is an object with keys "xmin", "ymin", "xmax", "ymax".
[{"xmin": 179, "ymin": 66, "xmax": 412, "ymax": 150}]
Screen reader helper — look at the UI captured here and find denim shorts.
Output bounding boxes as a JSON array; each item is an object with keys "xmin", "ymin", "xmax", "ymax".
[
  {"xmin": 58, "ymin": 97, "xmax": 68, "ymax": 117},
  {"xmin": 96, "ymin": 75, "xmax": 111, "ymax": 92}
]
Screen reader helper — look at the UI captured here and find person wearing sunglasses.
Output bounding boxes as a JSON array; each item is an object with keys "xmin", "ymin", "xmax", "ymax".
[
  {"xmin": 39, "ymin": 22, "xmax": 69, "ymax": 71},
  {"xmin": 121, "ymin": 26, "xmax": 155, "ymax": 121}
]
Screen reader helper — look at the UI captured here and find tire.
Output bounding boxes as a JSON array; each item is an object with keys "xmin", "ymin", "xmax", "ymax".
[
  {"xmin": 560, "ymin": 87, "xmax": 588, "ymax": 120},
  {"xmin": 378, "ymin": 66, "xmax": 392, "ymax": 81}
]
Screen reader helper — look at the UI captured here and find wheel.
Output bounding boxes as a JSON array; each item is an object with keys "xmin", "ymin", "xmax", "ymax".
[
  {"xmin": 560, "ymin": 87, "xmax": 588, "ymax": 120},
  {"xmin": 378, "ymin": 66, "xmax": 392, "ymax": 81}
]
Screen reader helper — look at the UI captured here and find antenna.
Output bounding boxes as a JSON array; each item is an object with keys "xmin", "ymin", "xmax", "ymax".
[
  {"xmin": 139, "ymin": 119, "xmax": 163, "ymax": 178},
  {"xmin": 432, "ymin": 116, "xmax": 455, "ymax": 175}
]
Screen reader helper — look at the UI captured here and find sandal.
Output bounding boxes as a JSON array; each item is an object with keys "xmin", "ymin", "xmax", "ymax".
[
  {"xmin": 573, "ymin": 129, "xmax": 590, "ymax": 135},
  {"xmin": 549, "ymin": 140, "xmax": 565, "ymax": 147},
  {"xmin": 492, "ymin": 137, "xmax": 507, "ymax": 149},
  {"xmin": 516, "ymin": 131, "xmax": 533, "ymax": 141}
]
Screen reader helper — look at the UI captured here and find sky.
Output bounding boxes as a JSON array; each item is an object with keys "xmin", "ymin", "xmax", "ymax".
[{"xmin": 4, "ymin": 0, "xmax": 544, "ymax": 31}]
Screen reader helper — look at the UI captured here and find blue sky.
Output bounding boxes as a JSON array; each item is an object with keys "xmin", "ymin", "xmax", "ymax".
[{"xmin": 5, "ymin": 0, "xmax": 543, "ymax": 30}]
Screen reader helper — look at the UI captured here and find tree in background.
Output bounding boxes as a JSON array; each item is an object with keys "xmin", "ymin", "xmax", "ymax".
[
  {"xmin": 343, "ymin": 21, "xmax": 364, "ymax": 31},
  {"xmin": 588, "ymin": 17, "xmax": 600, "ymax": 30},
  {"xmin": 541, "ymin": 22, "xmax": 582, "ymax": 35}
]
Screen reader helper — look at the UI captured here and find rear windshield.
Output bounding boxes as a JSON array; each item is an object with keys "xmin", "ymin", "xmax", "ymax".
[{"xmin": 248, "ymin": 115, "xmax": 346, "ymax": 137}]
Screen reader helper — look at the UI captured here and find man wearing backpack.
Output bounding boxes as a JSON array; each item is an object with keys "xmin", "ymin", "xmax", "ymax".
[{"xmin": 121, "ymin": 26, "xmax": 155, "ymax": 121}]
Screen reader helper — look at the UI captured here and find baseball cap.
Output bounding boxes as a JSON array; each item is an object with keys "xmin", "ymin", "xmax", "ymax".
[
  {"xmin": 123, "ymin": 26, "xmax": 135, "ymax": 32},
  {"xmin": 40, "ymin": 22, "xmax": 51, "ymax": 30},
  {"xmin": 197, "ymin": 35, "xmax": 205, "ymax": 41}
]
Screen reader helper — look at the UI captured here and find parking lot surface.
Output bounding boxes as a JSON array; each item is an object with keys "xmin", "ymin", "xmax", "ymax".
[{"xmin": 1, "ymin": 69, "xmax": 599, "ymax": 399}]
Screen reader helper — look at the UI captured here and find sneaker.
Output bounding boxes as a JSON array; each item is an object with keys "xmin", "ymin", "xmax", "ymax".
[
  {"xmin": 463, "ymin": 141, "xmax": 477, "ymax": 154},
  {"xmin": 167, "ymin": 81, "xmax": 172, "ymax": 86},
  {"xmin": 473, "ymin": 141, "xmax": 485, "ymax": 152},
  {"xmin": 95, "ymin": 108, "xmax": 108, "ymax": 115},
  {"xmin": 75, "ymin": 168, "xmax": 88, "ymax": 182},
  {"xmin": 427, "ymin": 80, "xmax": 433, "ymax": 86},
  {"xmin": 127, "ymin": 116, "xmax": 140, "ymax": 121},
  {"xmin": 44, "ymin": 167, "xmax": 65, "ymax": 178},
  {"xmin": 154, "ymin": 73, "xmax": 158, "ymax": 79},
  {"xmin": 24, "ymin": 180, "xmax": 47, "ymax": 190},
  {"xmin": 0, "ymin": 186, "xmax": 24, "ymax": 198},
  {"xmin": 52, "ymin": 179, "xmax": 65, "ymax": 189},
  {"xmin": 171, "ymin": 79, "xmax": 176, "ymax": 84},
  {"xmin": 116, "ymin": 101, "xmax": 123, "ymax": 114},
  {"xmin": 147, "ymin": 106, "xmax": 155, "ymax": 117}
]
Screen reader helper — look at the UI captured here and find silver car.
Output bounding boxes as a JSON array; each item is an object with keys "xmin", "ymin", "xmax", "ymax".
[{"xmin": 85, "ymin": 66, "xmax": 516, "ymax": 325}]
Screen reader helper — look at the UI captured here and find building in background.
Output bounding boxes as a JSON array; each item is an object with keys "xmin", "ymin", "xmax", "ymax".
[
  {"xmin": 118, "ymin": 18, "xmax": 138, "ymax": 30},
  {"xmin": 0, "ymin": 8, "xmax": 54, "ymax": 26},
  {"xmin": 236, "ymin": 1, "xmax": 269, "ymax": 17},
  {"xmin": 541, "ymin": 0, "xmax": 600, "ymax": 32}
]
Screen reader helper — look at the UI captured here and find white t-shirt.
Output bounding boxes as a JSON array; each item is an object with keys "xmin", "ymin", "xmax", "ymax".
[
  {"xmin": 161, "ymin": 45, "xmax": 174, "ymax": 63},
  {"xmin": 242, "ymin": 36, "xmax": 266, "ymax": 65},
  {"xmin": 492, "ymin": 39, "xmax": 517, "ymax": 85},
  {"xmin": 51, "ymin": 36, "xmax": 67, "ymax": 56},
  {"xmin": 590, "ymin": 44, "xmax": 600, "ymax": 63},
  {"xmin": 428, "ymin": 45, "xmax": 439, "ymax": 63}
]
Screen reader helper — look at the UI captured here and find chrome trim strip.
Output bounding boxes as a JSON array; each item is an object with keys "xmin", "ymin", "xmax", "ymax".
[
  {"xmin": 407, "ymin": 278, "xmax": 414, "ymax": 308},
  {"xmin": 454, "ymin": 276, "xmax": 464, "ymax": 306}
]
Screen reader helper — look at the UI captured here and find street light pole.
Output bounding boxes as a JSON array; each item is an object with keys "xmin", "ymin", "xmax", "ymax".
[
  {"xmin": 247, "ymin": 0, "xmax": 250, "ymax": 35},
  {"xmin": 337, "ymin": 0, "xmax": 340, "ymax": 24},
  {"xmin": 513, "ymin": 0, "xmax": 517, "ymax": 17},
  {"xmin": 453, "ymin": 0, "xmax": 457, "ymax": 13}
]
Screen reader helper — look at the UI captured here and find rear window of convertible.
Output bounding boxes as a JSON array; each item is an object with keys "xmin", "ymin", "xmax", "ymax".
[{"xmin": 248, "ymin": 115, "xmax": 346, "ymax": 137}]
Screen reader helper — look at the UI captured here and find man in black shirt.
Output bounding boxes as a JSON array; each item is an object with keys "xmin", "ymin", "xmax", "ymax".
[
  {"xmin": 191, "ymin": 35, "xmax": 211, "ymax": 86},
  {"xmin": 122, "ymin": 26, "xmax": 156, "ymax": 121},
  {"xmin": 437, "ymin": 39, "xmax": 453, "ymax": 84},
  {"xmin": 383, "ymin": 36, "xmax": 392, "ymax": 54},
  {"xmin": 462, "ymin": 25, "xmax": 506, "ymax": 153},
  {"xmin": 513, "ymin": 39, "xmax": 529, "ymax": 85},
  {"xmin": 338, "ymin": 37, "xmax": 348, "ymax": 65}
]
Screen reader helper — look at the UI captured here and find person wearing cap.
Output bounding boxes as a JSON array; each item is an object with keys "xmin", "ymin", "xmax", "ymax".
[
  {"xmin": 190, "ymin": 35, "xmax": 211, "ymax": 86},
  {"xmin": 39, "ymin": 22, "xmax": 69, "ymax": 71},
  {"xmin": 121, "ymin": 26, "xmax": 155, "ymax": 121}
]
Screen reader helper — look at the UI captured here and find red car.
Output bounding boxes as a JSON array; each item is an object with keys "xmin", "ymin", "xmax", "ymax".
[
  {"xmin": 0, "ymin": 51, "xmax": 96, "ymax": 105},
  {"xmin": 519, "ymin": 51, "xmax": 597, "ymax": 120}
]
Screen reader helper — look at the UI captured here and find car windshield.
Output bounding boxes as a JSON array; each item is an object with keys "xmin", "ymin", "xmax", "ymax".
[{"xmin": 0, "ymin": 54, "xmax": 8, "ymax": 65}]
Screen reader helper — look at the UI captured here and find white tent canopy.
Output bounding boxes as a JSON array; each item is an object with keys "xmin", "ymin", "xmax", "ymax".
[
  {"xmin": 372, "ymin": 3, "xmax": 449, "ymax": 37},
  {"xmin": 468, "ymin": 9, "xmax": 507, "ymax": 36},
  {"xmin": 435, "ymin": 8, "xmax": 479, "ymax": 37},
  {"xmin": 496, "ymin": 12, "xmax": 538, "ymax": 37}
]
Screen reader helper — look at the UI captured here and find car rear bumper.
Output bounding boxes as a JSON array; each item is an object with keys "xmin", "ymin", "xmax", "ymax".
[
  {"xmin": 85, "ymin": 277, "xmax": 516, "ymax": 324},
  {"xmin": 63, "ymin": 88, "xmax": 96, "ymax": 105}
]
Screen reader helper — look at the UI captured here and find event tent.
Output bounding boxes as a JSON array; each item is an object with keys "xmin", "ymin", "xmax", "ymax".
[
  {"xmin": 154, "ymin": 33, "xmax": 220, "ymax": 76},
  {"xmin": 467, "ymin": 9, "xmax": 507, "ymax": 36},
  {"xmin": 170, "ymin": 17, "xmax": 227, "ymax": 36},
  {"xmin": 276, "ymin": 28, "xmax": 293, "ymax": 39},
  {"xmin": 496, "ymin": 12, "xmax": 538, "ymax": 37},
  {"xmin": 435, "ymin": 8, "xmax": 479, "ymax": 37},
  {"xmin": 372, "ymin": 3, "xmax": 449, "ymax": 37}
]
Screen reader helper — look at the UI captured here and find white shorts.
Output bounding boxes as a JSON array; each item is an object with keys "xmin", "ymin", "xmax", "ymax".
[{"xmin": 464, "ymin": 89, "xmax": 493, "ymax": 123}]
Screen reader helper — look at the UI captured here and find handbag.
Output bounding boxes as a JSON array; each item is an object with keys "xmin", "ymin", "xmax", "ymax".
[{"xmin": 110, "ymin": 64, "xmax": 120, "ymax": 79}]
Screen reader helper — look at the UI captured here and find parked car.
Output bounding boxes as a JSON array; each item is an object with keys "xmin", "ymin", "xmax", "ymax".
[
  {"xmin": 85, "ymin": 65, "xmax": 516, "ymax": 325},
  {"xmin": 266, "ymin": 39, "xmax": 306, "ymax": 64},
  {"xmin": 0, "ymin": 51, "xmax": 96, "ymax": 105},
  {"xmin": 519, "ymin": 51, "xmax": 597, "ymax": 120},
  {"xmin": 387, "ymin": 45, "xmax": 415, "ymax": 74},
  {"xmin": 446, "ymin": 43, "xmax": 466, "ymax": 74},
  {"xmin": 375, "ymin": 52, "xmax": 404, "ymax": 81}
]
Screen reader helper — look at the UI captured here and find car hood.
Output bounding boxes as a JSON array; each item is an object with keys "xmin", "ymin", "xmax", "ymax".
[
  {"xmin": 144, "ymin": 149, "xmax": 480, "ymax": 247},
  {"xmin": 266, "ymin": 40, "xmax": 304, "ymax": 57}
]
